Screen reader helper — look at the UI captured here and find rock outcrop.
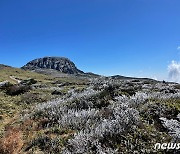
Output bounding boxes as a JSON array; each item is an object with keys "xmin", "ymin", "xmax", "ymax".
[{"xmin": 22, "ymin": 57, "xmax": 84, "ymax": 75}]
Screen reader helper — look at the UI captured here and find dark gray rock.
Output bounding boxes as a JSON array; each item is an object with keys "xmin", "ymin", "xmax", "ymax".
[
  {"xmin": 22, "ymin": 57, "xmax": 84, "ymax": 75},
  {"xmin": 51, "ymin": 90, "xmax": 62, "ymax": 95}
]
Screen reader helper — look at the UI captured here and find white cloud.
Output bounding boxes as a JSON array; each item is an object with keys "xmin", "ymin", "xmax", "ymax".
[
  {"xmin": 177, "ymin": 46, "xmax": 180, "ymax": 50},
  {"xmin": 152, "ymin": 76, "xmax": 157, "ymax": 80},
  {"xmin": 168, "ymin": 60, "xmax": 180, "ymax": 83}
]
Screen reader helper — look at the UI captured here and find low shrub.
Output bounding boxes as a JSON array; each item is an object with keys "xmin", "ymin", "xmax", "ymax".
[
  {"xmin": 25, "ymin": 135, "xmax": 61, "ymax": 153},
  {"xmin": 6, "ymin": 84, "xmax": 31, "ymax": 96},
  {"xmin": 20, "ymin": 78, "xmax": 37, "ymax": 85},
  {"xmin": 0, "ymin": 81, "xmax": 12, "ymax": 90}
]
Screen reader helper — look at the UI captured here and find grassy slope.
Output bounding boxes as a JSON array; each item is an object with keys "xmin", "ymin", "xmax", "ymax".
[
  {"xmin": 0, "ymin": 66, "xmax": 180, "ymax": 153},
  {"xmin": 0, "ymin": 66, "xmax": 58, "ymax": 134},
  {"xmin": 0, "ymin": 66, "xmax": 88, "ymax": 143},
  {"xmin": 0, "ymin": 65, "xmax": 52, "ymax": 83}
]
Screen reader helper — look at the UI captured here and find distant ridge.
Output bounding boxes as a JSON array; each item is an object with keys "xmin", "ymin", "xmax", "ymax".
[
  {"xmin": 0, "ymin": 64, "xmax": 12, "ymax": 70},
  {"xmin": 110, "ymin": 75, "xmax": 157, "ymax": 81}
]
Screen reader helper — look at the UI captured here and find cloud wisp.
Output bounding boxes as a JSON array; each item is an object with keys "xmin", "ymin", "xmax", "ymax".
[{"xmin": 168, "ymin": 60, "xmax": 180, "ymax": 83}]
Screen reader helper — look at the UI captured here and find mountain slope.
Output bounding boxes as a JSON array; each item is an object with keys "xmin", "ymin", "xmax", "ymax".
[{"xmin": 22, "ymin": 57, "xmax": 84, "ymax": 75}]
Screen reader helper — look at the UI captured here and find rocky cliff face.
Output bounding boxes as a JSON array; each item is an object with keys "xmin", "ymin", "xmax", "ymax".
[{"xmin": 22, "ymin": 57, "xmax": 84, "ymax": 74}]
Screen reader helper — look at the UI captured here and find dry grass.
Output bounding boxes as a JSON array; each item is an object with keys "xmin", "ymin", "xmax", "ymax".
[{"xmin": 0, "ymin": 127, "xmax": 24, "ymax": 154}]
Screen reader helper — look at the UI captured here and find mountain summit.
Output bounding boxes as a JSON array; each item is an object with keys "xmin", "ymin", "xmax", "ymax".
[{"xmin": 22, "ymin": 57, "xmax": 84, "ymax": 75}]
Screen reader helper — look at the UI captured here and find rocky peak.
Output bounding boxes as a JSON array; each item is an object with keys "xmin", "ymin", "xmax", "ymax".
[{"xmin": 22, "ymin": 57, "xmax": 84, "ymax": 74}]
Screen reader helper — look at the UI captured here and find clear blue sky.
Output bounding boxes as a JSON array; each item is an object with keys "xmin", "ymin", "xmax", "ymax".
[{"xmin": 1, "ymin": 0, "xmax": 180, "ymax": 80}]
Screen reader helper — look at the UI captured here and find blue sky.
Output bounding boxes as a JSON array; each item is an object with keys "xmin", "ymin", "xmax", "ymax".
[{"xmin": 1, "ymin": 0, "xmax": 180, "ymax": 80}]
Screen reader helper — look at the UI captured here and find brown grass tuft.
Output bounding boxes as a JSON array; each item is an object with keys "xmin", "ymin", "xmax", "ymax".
[{"xmin": 0, "ymin": 127, "xmax": 23, "ymax": 154}]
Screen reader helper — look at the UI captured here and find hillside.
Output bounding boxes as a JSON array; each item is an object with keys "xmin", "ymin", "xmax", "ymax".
[
  {"xmin": 0, "ymin": 61, "xmax": 180, "ymax": 153},
  {"xmin": 0, "ymin": 64, "xmax": 53, "ymax": 84}
]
